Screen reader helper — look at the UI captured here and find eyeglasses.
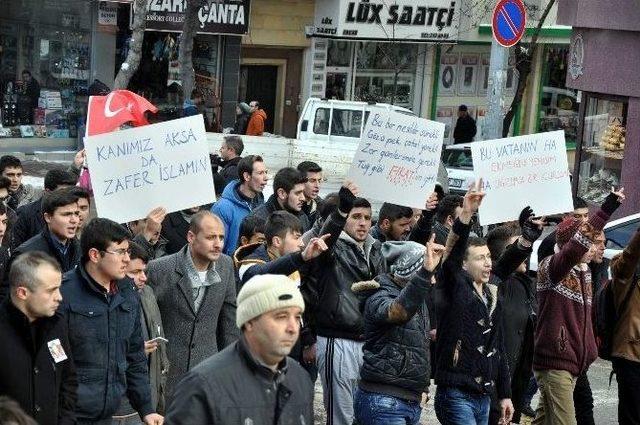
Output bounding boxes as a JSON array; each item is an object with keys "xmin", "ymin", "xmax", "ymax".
[{"xmin": 102, "ymin": 248, "xmax": 131, "ymax": 257}]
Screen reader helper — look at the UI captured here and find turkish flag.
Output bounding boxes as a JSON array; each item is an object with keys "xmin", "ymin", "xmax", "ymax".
[{"xmin": 85, "ymin": 90, "xmax": 158, "ymax": 137}]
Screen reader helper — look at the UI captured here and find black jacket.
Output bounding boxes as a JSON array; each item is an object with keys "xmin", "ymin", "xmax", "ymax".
[
  {"xmin": 161, "ymin": 211, "xmax": 190, "ymax": 255},
  {"xmin": 218, "ymin": 157, "xmax": 242, "ymax": 188},
  {"xmin": 247, "ymin": 194, "xmax": 311, "ymax": 233},
  {"xmin": 232, "ymin": 113, "xmax": 250, "ymax": 135},
  {"xmin": 453, "ymin": 115, "xmax": 477, "ymax": 144},
  {"xmin": 436, "ymin": 219, "xmax": 531, "ymax": 400},
  {"xmin": 165, "ymin": 336, "xmax": 313, "ymax": 425},
  {"xmin": 13, "ymin": 230, "xmax": 81, "ymax": 273},
  {"xmin": 304, "ymin": 212, "xmax": 386, "ymax": 341},
  {"xmin": 497, "ymin": 271, "xmax": 536, "ymax": 422},
  {"xmin": 0, "ymin": 300, "xmax": 77, "ymax": 425},
  {"xmin": 13, "ymin": 197, "xmax": 45, "ymax": 249},
  {"xmin": 357, "ymin": 268, "xmax": 433, "ymax": 401}
]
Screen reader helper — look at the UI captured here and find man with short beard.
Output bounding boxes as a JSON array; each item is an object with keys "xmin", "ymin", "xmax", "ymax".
[
  {"xmin": 212, "ymin": 155, "xmax": 267, "ymax": 255},
  {"xmin": 305, "ymin": 189, "xmax": 386, "ymax": 424},
  {"xmin": 245, "ymin": 167, "xmax": 310, "ymax": 232},
  {"xmin": 146, "ymin": 211, "xmax": 239, "ymax": 399},
  {"xmin": 165, "ymin": 274, "xmax": 313, "ymax": 424}
]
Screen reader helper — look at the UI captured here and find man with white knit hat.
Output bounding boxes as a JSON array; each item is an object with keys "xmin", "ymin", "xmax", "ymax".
[{"xmin": 165, "ymin": 274, "xmax": 313, "ymax": 425}]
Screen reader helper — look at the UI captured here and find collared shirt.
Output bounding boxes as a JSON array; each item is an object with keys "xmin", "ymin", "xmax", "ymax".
[
  {"xmin": 49, "ymin": 231, "xmax": 70, "ymax": 256},
  {"xmin": 183, "ymin": 246, "xmax": 221, "ymax": 312}
]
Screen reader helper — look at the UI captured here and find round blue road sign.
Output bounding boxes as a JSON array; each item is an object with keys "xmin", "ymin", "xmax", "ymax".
[{"xmin": 492, "ymin": 0, "xmax": 527, "ymax": 48}]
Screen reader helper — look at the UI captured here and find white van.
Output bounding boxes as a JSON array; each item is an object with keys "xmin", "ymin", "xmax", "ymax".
[{"xmin": 297, "ymin": 98, "xmax": 415, "ymax": 141}]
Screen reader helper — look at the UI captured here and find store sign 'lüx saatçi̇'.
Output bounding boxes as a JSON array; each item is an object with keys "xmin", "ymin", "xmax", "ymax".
[
  {"xmin": 139, "ymin": 0, "xmax": 250, "ymax": 35},
  {"xmin": 313, "ymin": 0, "xmax": 459, "ymax": 42}
]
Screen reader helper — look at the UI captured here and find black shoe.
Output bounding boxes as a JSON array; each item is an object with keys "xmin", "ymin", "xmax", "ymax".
[{"xmin": 522, "ymin": 404, "xmax": 536, "ymax": 418}]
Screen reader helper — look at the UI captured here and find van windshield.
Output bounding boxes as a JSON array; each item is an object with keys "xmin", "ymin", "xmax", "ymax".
[
  {"xmin": 313, "ymin": 107, "xmax": 364, "ymax": 138},
  {"xmin": 442, "ymin": 148, "xmax": 473, "ymax": 169}
]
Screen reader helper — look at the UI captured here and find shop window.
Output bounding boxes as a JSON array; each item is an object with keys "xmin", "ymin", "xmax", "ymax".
[
  {"xmin": 0, "ymin": 0, "xmax": 92, "ymax": 137},
  {"xmin": 538, "ymin": 47, "xmax": 579, "ymax": 143},
  {"xmin": 576, "ymin": 95, "xmax": 628, "ymax": 204},
  {"xmin": 313, "ymin": 107, "xmax": 364, "ymax": 138}
]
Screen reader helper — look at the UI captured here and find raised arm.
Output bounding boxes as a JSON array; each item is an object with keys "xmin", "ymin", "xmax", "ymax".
[
  {"xmin": 493, "ymin": 207, "xmax": 544, "ymax": 281},
  {"xmin": 547, "ymin": 190, "xmax": 623, "ymax": 284},
  {"xmin": 611, "ymin": 227, "xmax": 640, "ymax": 286},
  {"xmin": 408, "ymin": 192, "xmax": 438, "ymax": 244},
  {"xmin": 366, "ymin": 236, "xmax": 444, "ymax": 325}
]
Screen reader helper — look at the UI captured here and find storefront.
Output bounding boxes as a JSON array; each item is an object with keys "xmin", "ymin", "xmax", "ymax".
[
  {"xmin": 558, "ymin": 0, "xmax": 640, "ymax": 215},
  {"xmin": 0, "ymin": 0, "xmax": 93, "ymax": 142},
  {"xmin": 116, "ymin": 0, "xmax": 250, "ymax": 132},
  {"xmin": 306, "ymin": 0, "xmax": 460, "ymax": 117}
]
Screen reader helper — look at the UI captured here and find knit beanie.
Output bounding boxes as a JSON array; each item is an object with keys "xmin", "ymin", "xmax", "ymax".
[
  {"xmin": 236, "ymin": 274, "xmax": 305, "ymax": 328},
  {"xmin": 382, "ymin": 241, "xmax": 425, "ymax": 279},
  {"xmin": 556, "ymin": 217, "xmax": 581, "ymax": 247},
  {"xmin": 239, "ymin": 102, "xmax": 252, "ymax": 114}
]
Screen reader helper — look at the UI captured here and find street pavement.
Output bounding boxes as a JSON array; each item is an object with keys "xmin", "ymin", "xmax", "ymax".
[{"xmin": 313, "ymin": 359, "xmax": 619, "ymax": 424}]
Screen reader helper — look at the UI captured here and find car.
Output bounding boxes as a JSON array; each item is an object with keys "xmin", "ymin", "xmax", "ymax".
[
  {"xmin": 529, "ymin": 212, "xmax": 640, "ymax": 273},
  {"xmin": 442, "ymin": 143, "xmax": 475, "ymax": 195}
]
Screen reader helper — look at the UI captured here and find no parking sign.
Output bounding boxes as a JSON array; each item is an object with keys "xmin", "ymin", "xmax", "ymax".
[{"xmin": 492, "ymin": 0, "xmax": 527, "ymax": 48}]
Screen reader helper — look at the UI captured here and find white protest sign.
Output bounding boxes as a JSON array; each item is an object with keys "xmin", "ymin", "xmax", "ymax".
[
  {"xmin": 347, "ymin": 110, "xmax": 445, "ymax": 209},
  {"xmin": 471, "ymin": 130, "xmax": 573, "ymax": 225},
  {"xmin": 85, "ymin": 115, "xmax": 215, "ymax": 224}
]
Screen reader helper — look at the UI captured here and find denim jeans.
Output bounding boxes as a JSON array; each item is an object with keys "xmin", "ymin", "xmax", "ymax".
[
  {"xmin": 354, "ymin": 389, "xmax": 422, "ymax": 425},
  {"xmin": 435, "ymin": 386, "xmax": 490, "ymax": 425}
]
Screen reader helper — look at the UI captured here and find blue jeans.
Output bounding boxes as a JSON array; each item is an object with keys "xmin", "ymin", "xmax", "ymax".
[
  {"xmin": 435, "ymin": 386, "xmax": 490, "ymax": 425},
  {"xmin": 354, "ymin": 389, "xmax": 422, "ymax": 425}
]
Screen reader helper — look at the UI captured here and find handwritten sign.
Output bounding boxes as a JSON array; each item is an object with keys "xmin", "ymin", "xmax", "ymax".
[
  {"xmin": 471, "ymin": 130, "xmax": 573, "ymax": 225},
  {"xmin": 347, "ymin": 110, "xmax": 445, "ymax": 209},
  {"xmin": 85, "ymin": 115, "xmax": 215, "ymax": 224}
]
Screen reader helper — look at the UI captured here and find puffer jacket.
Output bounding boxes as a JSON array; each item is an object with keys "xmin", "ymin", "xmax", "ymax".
[
  {"xmin": 355, "ymin": 268, "xmax": 432, "ymax": 401},
  {"xmin": 164, "ymin": 336, "xmax": 313, "ymax": 425},
  {"xmin": 305, "ymin": 212, "xmax": 386, "ymax": 341}
]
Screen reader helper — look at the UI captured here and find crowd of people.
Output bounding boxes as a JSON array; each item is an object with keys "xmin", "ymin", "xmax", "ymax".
[{"xmin": 0, "ymin": 134, "xmax": 637, "ymax": 425}]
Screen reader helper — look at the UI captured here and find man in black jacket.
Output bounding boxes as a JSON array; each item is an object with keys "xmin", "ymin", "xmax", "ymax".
[
  {"xmin": 0, "ymin": 251, "xmax": 77, "ymax": 425},
  {"xmin": 353, "ymin": 237, "xmax": 445, "ymax": 424},
  {"xmin": 246, "ymin": 167, "xmax": 311, "ymax": 232},
  {"xmin": 165, "ymin": 274, "xmax": 313, "ymax": 424},
  {"xmin": 216, "ymin": 135, "xmax": 244, "ymax": 189},
  {"xmin": 12, "ymin": 168, "xmax": 77, "ymax": 249},
  {"xmin": 305, "ymin": 190, "xmax": 387, "ymax": 424},
  {"xmin": 434, "ymin": 181, "xmax": 539, "ymax": 425},
  {"xmin": 453, "ymin": 105, "xmax": 477, "ymax": 144},
  {"xmin": 11, "ymin": 188, "xmax": 81, "ymax": 273},
  {"xmin": 297, "ymin": 161, "xmax": 324, "ymax": 227}
]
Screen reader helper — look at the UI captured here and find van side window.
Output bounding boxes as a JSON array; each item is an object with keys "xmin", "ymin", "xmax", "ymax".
[
  {"xmin": 331, "ymin": 109, "xmax": 363, "ymax": 138},
  {"xmin": 313, "ymin": 108, "xmax": 329, "ymax": 135}
]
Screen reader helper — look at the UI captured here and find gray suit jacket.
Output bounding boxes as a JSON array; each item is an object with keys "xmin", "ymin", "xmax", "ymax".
[{"xmin": 146, "ymin": 246, "xmax": 239, "ymax": 398}]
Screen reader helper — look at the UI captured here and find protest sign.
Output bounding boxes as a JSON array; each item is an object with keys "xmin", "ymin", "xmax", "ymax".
[
  {"xmin": 471, "ymin": 130, "xmax": 573, "ymax": 225},
  {"xmin": 85, "ymin": 115, "xmax": 215, "ymax": 224},
  {"xmin": 347, "ymin": 110, "xmax": 445, "ymax": 209}
]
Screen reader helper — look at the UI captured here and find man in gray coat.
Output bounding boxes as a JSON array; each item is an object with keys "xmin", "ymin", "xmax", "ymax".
[{"xmin": 146, "ymin": 211, "xmax": 239, "ymax": 398}]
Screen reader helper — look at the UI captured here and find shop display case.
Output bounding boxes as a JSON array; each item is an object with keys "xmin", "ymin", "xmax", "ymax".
[{"xmin": 575, "ymin": 94, "xmax": 628, "ymax": 203}]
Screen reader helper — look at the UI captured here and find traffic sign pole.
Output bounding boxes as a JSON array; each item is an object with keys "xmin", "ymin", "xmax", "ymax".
[
  {"xmin": 485, "ymin": 0, "xmax": 526, "ymax": 140},
  {"xmin": 485, "ymin": 39, "xmax": 508, "ymax": 140}
]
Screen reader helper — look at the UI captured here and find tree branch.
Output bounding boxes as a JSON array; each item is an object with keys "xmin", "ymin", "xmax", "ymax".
[{"xmin": 113, "ymin": 0, "xmax": 149, "ymax": 89}]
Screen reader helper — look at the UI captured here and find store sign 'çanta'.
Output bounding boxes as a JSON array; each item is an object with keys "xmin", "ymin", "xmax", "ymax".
[
  {"xmin": 313, "ymin": 0, "xmax": 459, "ymax": 42},
  {"xmin": 141, "ymin": 0, "xmax": 250, "ymax": 35}
]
